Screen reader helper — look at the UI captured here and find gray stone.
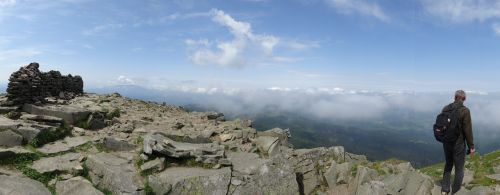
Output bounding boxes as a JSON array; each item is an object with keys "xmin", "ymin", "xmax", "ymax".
[
  {"xmin": 227, "ymin": 152, "xmax": 267, "ymax": 175},
  {"xmin": 38, "ymin": 136, "xmax": 90, "ymax": 154},
  {"xmin": 104, "ymin": 137, "xmax": 136, "ymax": 151},
  {"xmin": 0, "ymin": 106, "xmax": 17, "ymax": 114},
  {"xmin": 383, "ymin": 171, "xmax": 433, "ymax": 195},
  {"xmin": 0, "ymin": 175, "xmax": 51, "ymax": 195},
  {"xmin": 463, "ymin": 168, "xmax": 474, "ymax": 185},
  {"xmin": 494, "ymin": 165, "xmax": 500, "ymax": 174},
  {"xmin": 20, "ymin": 113, "xmax": 64, "ymax": 124},
  {"xmin": 23, "ymin": 104, "xmax": 90, "ymax": 125},
  {"xmin": 31, "ymin": 152, "xmax": 83, "ymax": 173},
  {"xmin": 85, "ymin": 153, "xmax": 143, "ymax": 195},
  {"xmin": 143, "ymin": 132, "xmax": 227, "ymax": 165},
  {"xmin": 140, "ymin": 157, "xmax": 165, "ymax": 173},
  {"xmin": 0, "ymin": 116, "xmax": 20, "ymax": 130},
  {"xmin": 0, "ymin": 146, "xmax": 33, "ymax": 159},
  {"xmin": 87, "ymin": 112, "xmax": 106, "ymax": 130},
  {"xmin": 486, "ymin": 174, "xmax": 500, "ymax": 181},
  {"xmin": 56, "ymin": 176, "xmax": 104, "ymax": 195},
  {"xmin": 253, "ymin": 136, "xmax": 280, "ymax": 156},
  {"xmin": 0, "ymin": 130, "xmax": 23, "ymax": 147},
  {"xmin": 148, "ymin": 167, "xmax": 231, "ymax": 195},
  {"xmin": 228, "ymin": 154, "xmax": 299, "ymax": 195}
]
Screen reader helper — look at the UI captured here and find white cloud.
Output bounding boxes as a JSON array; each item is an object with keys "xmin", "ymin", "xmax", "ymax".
[
  {"xmin": 420, "ymin": 0, "xmax": 500, "ymax": 23},
  {"xmin": 493, "ymin": 23, "xmax": 500, "ymax": 36},
  {"xmin": 326, "ymin": 0, "xmax": 390, "ymax": 22},
  {"xmin": 82, "ymin": 23, "xmax": 124, "ymax": 36},
  {"xmin": 187, "ymin": 9, "xmax": 312, "ymax": 68},
  {"xmin": 116, "ymin": 75, "xmax": 135, "ymax": 85},
  {"xmin": 186, "ymin": 9, "xmax": 280, "ymax": 67},
  {"xmin": 0, "ymin": 0, "xmax": 15, "ymax": 7}
]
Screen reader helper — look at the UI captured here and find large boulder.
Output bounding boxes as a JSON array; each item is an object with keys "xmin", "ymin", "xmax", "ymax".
[
  {"xmin": 23, "ymin": 104, "xmax": 90, "ymax": 125},
  {"xmin": 0, "ymin": 175, "xmax": 52, "ymax": 195},
  {"xmin": 31, "ymin": 152, "xmax": 83, "ymax": 173},
  {"xmin": 56, "ymin": 176, "xmax": 104, "ymax": 195},
  {"xmin": 85, "ymin": 153, "xmax": 143, "ymax": 195},
  {"xmin": 0, "ymin": 129, "xmax": 23, "ymax": 147},
  {"xmin": 227, "ymin": 152, "xmax": 300, "ymax": 195},
  {"xmin": 37, "ymin": 136, "xmax": 91, "ymax": 154},
  {"xmin": 143, "ymin": 132, "xmax": 228, "ymax": 165},
  {"xmin": 148, "ymin": 167, "xmax": 232, "ymax": 195}
]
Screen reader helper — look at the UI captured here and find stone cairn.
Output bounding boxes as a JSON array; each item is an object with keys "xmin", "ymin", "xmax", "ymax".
[{"xmin": 6, "ymin": 62, "xmax": 83, "ymax": 105}]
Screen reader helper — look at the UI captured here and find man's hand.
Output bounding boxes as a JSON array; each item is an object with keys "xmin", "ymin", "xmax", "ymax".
[{"xmin": 469, "ymin": 148, "xmax": 475, "ymax": 157}]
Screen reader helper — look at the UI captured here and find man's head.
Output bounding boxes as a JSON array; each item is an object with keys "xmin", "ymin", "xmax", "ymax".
[{"xmin": 455, "ymin": 90, "xmax": 467, "ymax": 102}]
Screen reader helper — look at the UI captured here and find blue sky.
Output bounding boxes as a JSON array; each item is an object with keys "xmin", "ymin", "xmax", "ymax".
[{"xmin": 1, "ymin": 0, "xmax": 500, "ymax": 91}]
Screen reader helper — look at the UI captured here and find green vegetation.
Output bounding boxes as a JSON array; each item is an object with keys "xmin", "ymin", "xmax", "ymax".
[
  {"xmin": 420, "ymin": 150, "xmax": 500, "ymax": 189},
  {"xmin": 106, "ymin": 108, "xmax": 121, "ymax": 120},
  {"xmin": 144, "ymin": 182, "xmax": 156, "ymax": 195},
  {"xmin": 4, "ymin": 111, "xmax": 21, "ymax": 120},
  {"xmin": 29, "ymin": 124, "xmax": 72, "ymax": 147},
  {"xmin": 0, "ymin": 152, "xmax": 57, "ymax": 190},
  {"xmin": 75, "ymin": 118, "xmax": 91, "ymax": 129}
]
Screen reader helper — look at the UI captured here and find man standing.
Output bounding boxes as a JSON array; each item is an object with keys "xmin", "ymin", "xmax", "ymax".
[{"xmin": 441, "ymin": 90, "xmax": 475, "ymax": 194}]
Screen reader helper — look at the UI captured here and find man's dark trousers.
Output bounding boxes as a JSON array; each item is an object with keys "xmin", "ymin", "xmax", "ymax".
[{"xmin": 442, "ymin": 136, "xmax": 466, "ymax": 193}]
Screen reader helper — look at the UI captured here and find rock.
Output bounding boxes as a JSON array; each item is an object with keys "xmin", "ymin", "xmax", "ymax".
[
  {"xmin": 20, "ymin": 113, "xmax": 64, "ymax": 124},
  {"xmin": 227, "ymin": 152, "xmax": 268, "ymax": 175},
  {"xmin": 218, "ymin": 133, "xmax": 234, "ymax": 142},
  {"xmin": 228, "ymin": 154, "xmax": 300, "ymax": 195},
  {"xmin": 257, "ymin": 127, "xmax": 291, "ymax": 146},
  {"xmin": 148, "ymin": 167, "xmax": 231, "ymax": 195},
  {"xmin": 253, "ymin": 136, "xmax": 280, "ymax": 156},
  {"xmin": 143, "ymin": 132, "xmax": 227, "ymax": 165},
  {"xmin": 0, "ymin": 175, "xmax": 51, "ymax": 195},
  {"xmin": 56, "ymin": 176, "xmax": 104, "ymax": 195},
  {"xmin": 0, "ymin": 115, "xmax": 20, "ymax": 130},
  {"xmin": 383, "ymin": 171, "xmax": 433, "ymax": 195},
  {"xmin": 23, "ymin": 104, "xmax": 90, "ymax": 125},
  {"xmin": 486, "ymin": 174, "xmax": 500, "ymax": 181},
  {"xmin": 140, "ymin": 157, "xmax": 165, "ymax": 173},
  {"xmin": 31, "ymin": 152, "xmax": 83, "ymax": 173},
  {"xmin": 103, "ymin": 136, "xmax": 136, "ymax": 151},
  {"xmin": 38, "ymin": 136, "xmax": 91, "ymax": 154},
  {"xmin": 85, "ymin": 153, "xmax": 143, "ymax": 195},
  {"xmin": 6, "ymin": 63, "xmax": 83, "ymax": 105},
  {"xmin": 0, "ymin": 106, "xmax": 18, "ymax": 114},
  {"xmin": 494, "ymin": 165, "xmax": 500, "ymax": 174},
  {"xmin": 0, "ymin": 130, "xmax": 23, "ymax": 147},
  {"xmin": 206, "ymin": 112, "xmax": 224, "ymax": 121},
  {"xmin": 463, "ymin": 168, "xmax": 474, "ymax": 185},
  {"xmin": 87, "ymin": 112, "xmax": 106, "ymax": 130},
  {"xmin": 0, "ymin": 146, "xmax": 33, "ymax": 159}
]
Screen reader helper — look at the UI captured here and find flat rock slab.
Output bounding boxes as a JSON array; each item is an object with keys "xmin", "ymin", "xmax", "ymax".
[
  {"xmin": 31, "ymin": 152, "xmax": 83, "ymax": 173},
  {"xmin": 23, "ymin": 104, "xmax": 90, "ymax": 124},
  {"xmin": 0, "ymin": 175, "xmax": 51, "ymax": 195},
  {"xmin": 104, "ymin": 136, "xmax": 136, "ymax": 151},
  {"xmin": 227, "ymin": 152, "xmax": 268, "ymax": 175},
  {"xmin": 20, "ymin": 113, "xmax": 64, "ymax": 124},
  {"xmin": 0, "ymin": 130, "xmax": 23, "ymax": 147},
  {"xmin": 56, "ymin": 176, "xmax": 104, "ymax": 195},
  {"xmin": 148, "ymin": 167, "xmax": 232, "ymax": 195},
  {"xmin": 144, "ymin": 132, "xmax": 227, "ymax": 165},
  {"xmin": 0, "ymin": 146, "xmax": 33, "ymax": 159},
  {"xmin": 38, "ymin": 136, "xmax": 91, "ymax": 154},
  {"xmin": 487, "ymin": 174, "xmax": 500, "ymax": 181},
  {"xmin": 86, "ymin": 153, "xmax": 143, "ymax": 195},
  {"xmin": 0, "ymin": 106, "xmax": 18, "ymax": 114},
  {"xmin": 0, "ymin": 116, "xmax": 20, "ymax": 130}
]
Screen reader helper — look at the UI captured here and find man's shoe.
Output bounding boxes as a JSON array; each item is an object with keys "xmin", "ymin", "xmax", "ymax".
[{"xmin": 441, "ymin": 192, "xmax": 448, "ymax": 195}]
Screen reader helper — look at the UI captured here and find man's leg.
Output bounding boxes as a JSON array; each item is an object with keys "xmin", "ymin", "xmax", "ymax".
[
  {"xmin": 442, "ymin": 142, "xmax": 454, "ymax": 193},
  {"xmin": 451, "ymin": 142, "xmax": 466, "ymax": 193}
]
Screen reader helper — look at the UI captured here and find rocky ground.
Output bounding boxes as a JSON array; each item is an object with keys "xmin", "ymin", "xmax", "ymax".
[{"xmin": 0, "ymin": 93, "xmax": 499, "ymax": 195}]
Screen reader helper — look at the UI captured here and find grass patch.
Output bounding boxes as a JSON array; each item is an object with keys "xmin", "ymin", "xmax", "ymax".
[
  {"xmin": 420, "ymin": 150, "xmax": 500, "ymax": 188},
  {"xmin": 29, "ymin": 124, "xmax": 72, "ymax": 147},
  {"xmin": 144, "ymin": 182, "xmax": 156, "ymax": 195},
  {"xmin": 106, "ymin": 108, "xmax": 121, "ymax": 120},
  {"xmin": 75, "ymin": 118, "xmax": 91, "ymax": 129},
  {"xmin": 0, "ymin": 152, "xmax": 57, "ymax": 189}
]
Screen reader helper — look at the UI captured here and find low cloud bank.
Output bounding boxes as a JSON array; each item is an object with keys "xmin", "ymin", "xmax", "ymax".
[{"xmin": 92, "ymin": 85, "xmax": 500, "ymax": 132}]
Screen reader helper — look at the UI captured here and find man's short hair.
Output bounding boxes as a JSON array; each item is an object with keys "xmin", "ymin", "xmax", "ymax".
[{"xmin": 455, "ymin": 90, "xmax": 466, "ymax": 101}]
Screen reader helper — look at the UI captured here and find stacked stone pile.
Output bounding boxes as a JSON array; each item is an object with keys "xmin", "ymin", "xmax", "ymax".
[{"xmin": 6, "ymin": 62, "xmax": 83, "ymax": 105}]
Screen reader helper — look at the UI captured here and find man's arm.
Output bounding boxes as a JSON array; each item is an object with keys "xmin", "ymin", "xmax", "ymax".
[{"xmin": 462, "ymin": 108, "xmax": 474, "ymax": 150}]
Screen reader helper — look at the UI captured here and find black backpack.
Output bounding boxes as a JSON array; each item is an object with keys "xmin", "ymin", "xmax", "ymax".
[{"xmin": 433, "ymin": 103, "xmax": 462, "ymax": 143}]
